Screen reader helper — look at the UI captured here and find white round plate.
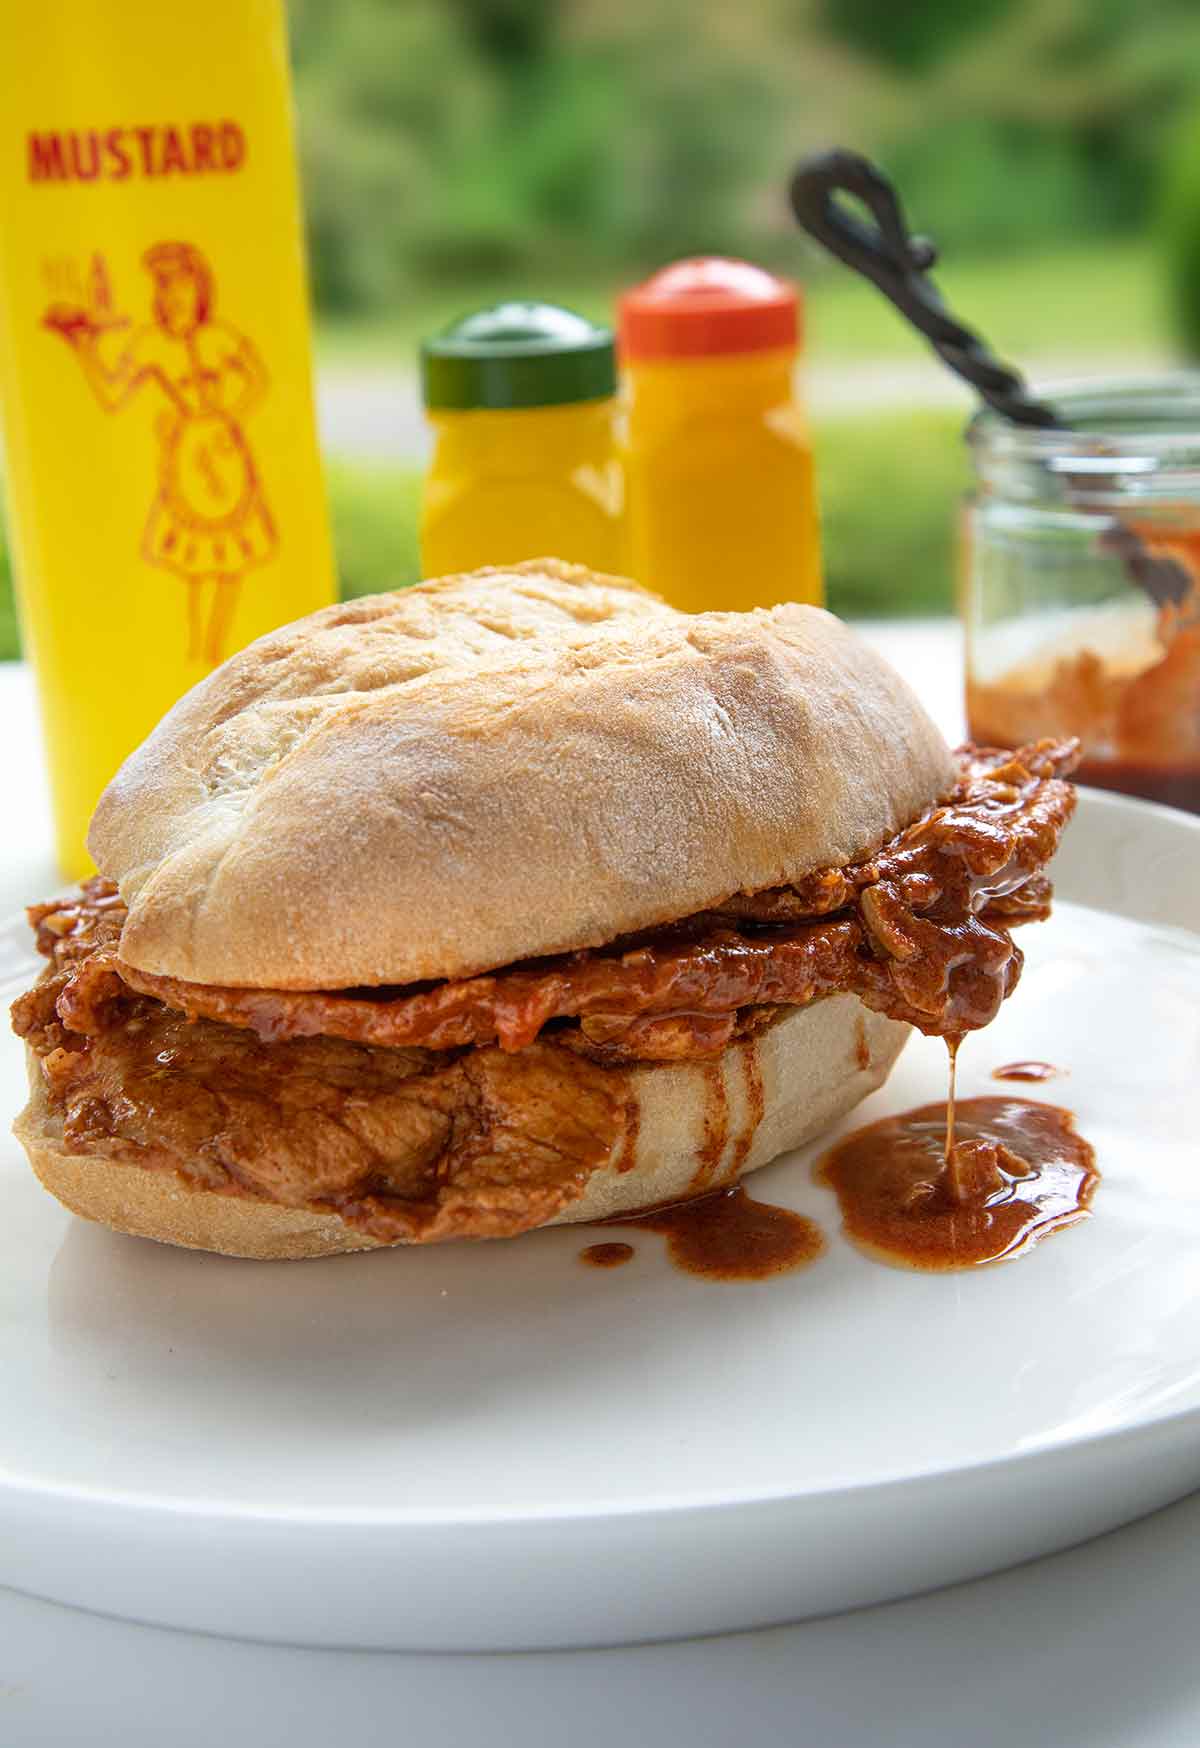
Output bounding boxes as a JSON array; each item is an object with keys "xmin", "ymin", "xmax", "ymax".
[{"xmin": 0, "ymin": 789, "xmax": 1197, "ymax": 1652}]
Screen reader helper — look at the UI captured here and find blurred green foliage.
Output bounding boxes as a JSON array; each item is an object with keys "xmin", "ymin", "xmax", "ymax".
[
  {"xmin": 1160, "ymin": 109, "xmax": 1200, "ymax": 359},
  {"xmin": 288, "ymin": 0, "xmax": 1200, "ymax": 321},
  {"xmin": 326, "ymin": 461, "xmax": 422, "ymax": 601},
  {"xmin": 819, "ymin": 0, "xmax": 1014, "ymax": 74},
  {"xmin": 289, "ymin": 0, "xmax": 786, "ymax": 314},
  {"xmin": 817, "ymin": 412, "xmax": 960, "ymax": 617},
  {"xmin": 0, "ymin": 522, "xmax": 15, "ymax": 661}
]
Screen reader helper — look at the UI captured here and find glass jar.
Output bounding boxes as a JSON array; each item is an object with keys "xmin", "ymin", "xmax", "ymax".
[{"xmin": 962, "ymin": 379, "xmax": 1200, "ymax": 814}]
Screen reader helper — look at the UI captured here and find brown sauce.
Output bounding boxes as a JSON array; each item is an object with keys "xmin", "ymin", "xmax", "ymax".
[
  {"xmin": 1074, "ymin": 755, "xmax": 1200, "ymax": 814},
  {"xmin": 943, "ymin": 1034, "xmax": 962, "ymax": 1195},
  {"xmin": 613, "ymin": 1093, "xmax": 641, "ymax": 1174},
  {"xmin": 970, "ymin": 699, "xmax": 1200, "ymax": 815},
  {"xmin": 691, "ymin": 1060, "xmax": 729, "ymax": 1191},
  {"xmin": 605, "ymin": 1184, "xmax": 824, "ymax": 1282},
  {"xmin": 725, "ymin": 1039, "xmax": 766, "ymax": 1182},
  {"xmin": 853, "ymin": 1014, "xmax": 871, "ymax": 1071},
  {"xmin": 993, "ymin": 1060, "xmax": 1063, "ymax": 1083},
  {"xmin": 967, "ymin": 552, "xmax": 1200, "ymax": 818},
  {"xmin": 816, "ymin": 1096, "xmax": 1098, "ymax": 1271},
  {"xmin": 579, "ymin": 1242, "xmax": 635, "ymax": 1269},
  {"xmin": 109, "ymin": 742, "xmax": 1078, "ymax": 1053}
]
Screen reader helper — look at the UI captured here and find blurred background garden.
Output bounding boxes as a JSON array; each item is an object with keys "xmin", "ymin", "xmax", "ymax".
[{"xmin": 7, "ymin": 0, "xmax": 1200, "ymax": 654}]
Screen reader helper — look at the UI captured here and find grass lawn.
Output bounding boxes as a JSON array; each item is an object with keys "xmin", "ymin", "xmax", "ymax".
[
  {"xmin": 317, "ymin": 238, "xmax": 1170, "ymax": 371},
  {"xmin": 0, "ymin": 407, "xmax": 964, "ymax": 662}
]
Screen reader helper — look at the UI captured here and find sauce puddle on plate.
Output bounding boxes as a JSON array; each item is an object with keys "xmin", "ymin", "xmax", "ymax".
[
  {"xmin": 579, "ymin": 1242, "xmax": 635, "ymax": 1269},
  {"xmin": 597, "ymin": 1185, "xmax": 824, "ymax": 1282},
  {"xmin": 816, "ymin": 1096, "xmax": 1098, "ymax": 1271}
]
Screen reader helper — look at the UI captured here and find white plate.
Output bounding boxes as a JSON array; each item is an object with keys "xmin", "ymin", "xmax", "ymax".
[{"xmin": 0, "ymin": 790, "xmax": 1197, "ymax": 1652}]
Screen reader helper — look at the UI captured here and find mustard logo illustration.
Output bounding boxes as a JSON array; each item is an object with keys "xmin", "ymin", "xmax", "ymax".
[{"xmin": 44, "ymin": 241, "xmax": 278, "ymax": 666}]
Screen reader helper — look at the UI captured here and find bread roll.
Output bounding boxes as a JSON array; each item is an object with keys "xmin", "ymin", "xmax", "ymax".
[
  {"xmin": 89, "ymin": 561, "xmax": 954, "ymax": 989},
  {"xmin": 15, "ymin": 561, "xmax": 954, "ymax": 1257}
]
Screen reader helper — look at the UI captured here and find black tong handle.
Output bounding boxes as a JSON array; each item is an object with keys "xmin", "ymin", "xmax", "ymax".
[{"xmin": 789, "ymin": 147, "xmax": 1190, "ymax": 608}]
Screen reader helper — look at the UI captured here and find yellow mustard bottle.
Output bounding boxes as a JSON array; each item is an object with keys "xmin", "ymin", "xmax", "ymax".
[
  {"xmin": 619, "ymin": 258, "xmax": 822, "ymax": 613},
  {"xmin": 0, "ymin": 0, "xmax": 336, "ymax": 878},
  {"xmin": 419, "ymin": 303, "xmax": 625, "ymax": 577}
]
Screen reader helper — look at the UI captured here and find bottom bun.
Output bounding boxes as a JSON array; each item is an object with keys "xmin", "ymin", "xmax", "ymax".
[{"xmin": 16, "ymin": 997, "xmax": 908, "ymax": 1260}]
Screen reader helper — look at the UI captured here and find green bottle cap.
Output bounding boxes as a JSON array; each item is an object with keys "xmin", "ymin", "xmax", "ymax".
[{"xmin": 420, "ymin": 302, "xmax": 616, "ymax": 410}]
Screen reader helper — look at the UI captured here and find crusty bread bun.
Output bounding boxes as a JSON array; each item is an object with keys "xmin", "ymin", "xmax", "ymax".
[
  {"xmin": 16, "ymin": 560, "xmax": 956, "ymax": 1258},
  {"xmin": 89, "ymin": 559, "xmax": 954, "ymax": 990},
  {"xmin": 17, "ymin": 998, "xmax": 909, "ymax": 1259}
]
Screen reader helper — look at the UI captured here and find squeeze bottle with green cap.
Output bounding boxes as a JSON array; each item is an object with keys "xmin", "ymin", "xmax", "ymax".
[
  {"xmin": 619, "ymin": 258, "xmax": 822, "ymax": 613},
  {"xmin": 419, "ymin": 302, "xmax": 624, "ymax": 577}
]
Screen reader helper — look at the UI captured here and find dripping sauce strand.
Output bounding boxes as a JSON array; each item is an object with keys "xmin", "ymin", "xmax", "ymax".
[
  {"xmin": 577, "ymin": 733, "xmax": 1086, "ymax": 1283},
  {"xmin": 943, "ymin": 1034, "xmax": 962, "ymax": 1201},
  {"xmin": 581, "ymin": 1038, "xmax": 820, "ymax": 1282},
  {"xmin": 816, "ymin": 1094, "xmax": 1098, "ymax": 1271},
  {"xmin": 819, "ymin": 1029, "xmax": 1094, "ymax": 1272},
  {"xmin": 586, "ymin": 1039, "xmax": 1094, "ymax": 1281}
]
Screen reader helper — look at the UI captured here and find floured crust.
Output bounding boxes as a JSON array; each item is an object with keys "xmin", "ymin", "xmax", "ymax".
[
  {"xmin": 15, "ymin": 999, "xmax": 910, "ymax": 1259},
  {"xmin": 88, "ymin": 560, "xmax": 955, "ymax": 990}
]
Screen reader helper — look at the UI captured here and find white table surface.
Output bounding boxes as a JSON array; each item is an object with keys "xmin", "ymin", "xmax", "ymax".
[{"xmin": 3, "ymin": 626, "xmax": 1199, "ymax": 1748}]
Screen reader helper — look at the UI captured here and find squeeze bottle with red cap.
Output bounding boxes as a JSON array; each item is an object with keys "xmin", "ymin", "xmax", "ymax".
[{"xmin": 618, "ymin": 258, "xmax": 821, "ymax": 612}]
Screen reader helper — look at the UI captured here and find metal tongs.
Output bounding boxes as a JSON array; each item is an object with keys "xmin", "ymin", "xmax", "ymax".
[{"xmin": 789, "ymin": 147, "xmax": 1193, "ymax": 612}]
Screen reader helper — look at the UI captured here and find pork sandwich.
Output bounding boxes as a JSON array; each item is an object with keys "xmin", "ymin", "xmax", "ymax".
[{"xmin": 10, "ymin": 560, "xmax": 1078, "ymax": 1258}]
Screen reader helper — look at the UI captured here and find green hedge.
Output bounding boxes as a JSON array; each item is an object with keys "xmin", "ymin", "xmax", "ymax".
[
  {"xmin": 0, "ymin": 522, "xmax": 14, "ymax": 660},
  {"xmin": 1160, "ymin": 106, "xmax": 1200, "ymax": 357},
  {"xmin": 817, "ymin": 411, "xmax": 961, "ymax": 617}
]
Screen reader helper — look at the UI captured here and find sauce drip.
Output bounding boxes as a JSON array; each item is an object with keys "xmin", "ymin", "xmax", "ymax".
[
  {"xmin": 579, "ymin": 1242, "xmax": 634, "ymax": 1269},
  {"xmin": 725, "ymin": 1039, "xmax": 766, "ymax": 1183},
  {"xmin": 605, "ymin": 1185, "xmax": 823, "ymax": 1282},
  {"xmin": 943, "ymin": 1034, "xmax": 962, "ymax": 1198},
  {"xmin": 816, "ymin": 1096, "xmax": 1098, "ymax": 1271},
  {"xmin": 691, "ymin": 1060, "xmax": 730, "ymax": 1190},
  {"xmin": 993, "ymin": 1060, "xmax": 1062, "ymax": 1083},
  {"xmin": 614, "ymin": 1093, "xmax": 641, "ymax": 1173},
  {"xmin": 1073, "ymin": 755, "xmax": 1200, "ymax": 815}
]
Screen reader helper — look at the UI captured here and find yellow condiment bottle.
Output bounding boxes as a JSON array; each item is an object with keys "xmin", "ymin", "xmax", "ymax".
[
  {"xmin": 619, "ymin": 258, "xmax": 822, "ymax": 613},
  {"xmin": 420, "ymin": 303, "xmax": 625, "ymax": 577},
  {"xmin": 0, "ymin": 0, "xmax": 336, "ymax": 877}
]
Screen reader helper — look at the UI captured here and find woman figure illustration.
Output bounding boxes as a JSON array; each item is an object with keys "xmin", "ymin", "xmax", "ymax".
[{"xmin": 45, "ymin": 241, "xmax": 277, "ymax": 667}]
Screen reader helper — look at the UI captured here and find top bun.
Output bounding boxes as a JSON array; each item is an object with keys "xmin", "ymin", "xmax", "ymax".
[{"xmin": 90, "ymin": 560, "xmax": 955, "ymax": 990}]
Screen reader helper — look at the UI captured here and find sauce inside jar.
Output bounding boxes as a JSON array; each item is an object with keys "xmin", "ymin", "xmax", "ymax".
[
  {"xmin": 816, "ymin": 1096, "xmax": 1098, "ymax": 1271},
  {"xmin": 967, "ymin": 534, "xmax": 1200, "ymax": 817}
]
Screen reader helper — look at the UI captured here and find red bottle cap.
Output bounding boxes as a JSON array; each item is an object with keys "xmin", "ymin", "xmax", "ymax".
[{"xmin": 618, "ymin": 257, "xmax": 800, "ymax": 360}]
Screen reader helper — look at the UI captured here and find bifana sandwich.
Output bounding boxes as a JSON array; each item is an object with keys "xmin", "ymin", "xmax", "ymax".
[{"xmin": 10, "ymin": 560, "xmax": 1078, "ymax": 1258}]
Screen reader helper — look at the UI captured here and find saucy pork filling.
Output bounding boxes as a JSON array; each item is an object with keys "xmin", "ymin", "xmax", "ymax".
[{"xmin": 11, "ymin": 740, "xmax": 1078, "ymax": 1243}]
